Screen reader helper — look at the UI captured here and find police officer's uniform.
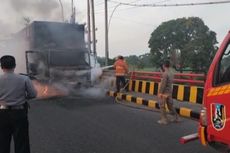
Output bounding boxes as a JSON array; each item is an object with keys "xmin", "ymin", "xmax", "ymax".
[{"xmin": 0, "ymin": 72, "xmax": 37, "ymax": 153}]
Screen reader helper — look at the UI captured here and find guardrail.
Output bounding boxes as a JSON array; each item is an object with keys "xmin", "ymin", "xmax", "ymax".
[
  {"xmin": 128, "ymin": 80, "xmax": 203, "ymax": 104},
  {"xmin": 104, "ymin": 70, "xmax": 205, "ymax": 120},
  {"xmin": 129, "ymin": 71, "xmax": 205, "ymax": 86}
]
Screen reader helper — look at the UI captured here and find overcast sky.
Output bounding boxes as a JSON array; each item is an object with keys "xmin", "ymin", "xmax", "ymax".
[
  {"xmin": 0, "ymin": 0, "xmax": 229, "ymax": 58},
  {"xmin": 74, "ymin": 0, "xmax": 230, "ymax": 58}
]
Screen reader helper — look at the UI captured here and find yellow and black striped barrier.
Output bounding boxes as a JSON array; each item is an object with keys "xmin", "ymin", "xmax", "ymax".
[
  {"xmin": 108, "ymin": 91, "xmax": 200, "ymax": 120},
  {"xmin": 128, "ymin": 80, "xmax": 203, "ymax": 104}
]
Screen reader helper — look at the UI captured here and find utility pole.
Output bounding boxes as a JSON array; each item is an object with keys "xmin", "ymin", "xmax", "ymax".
[
  {"xmin": 72, "ymin": 0, "xmax": 74, "ymax": 14},
  {"xmin": 58, "ymin": 0, "xmax": 65, "ymax": 22},
  {"xmin": 87, "ymin": 0, "xmax": 92, "ymax": 53},
  {"xmin": 70, "ymin": 0, "xmax": 76, "ymax": 24},
  {"xmin": 105, "ymin": 0, "xmax": 109, "ymax": 66},
  {"xmin": 91, "ymin": 0, "xmax": 97, "ymax": 56}
]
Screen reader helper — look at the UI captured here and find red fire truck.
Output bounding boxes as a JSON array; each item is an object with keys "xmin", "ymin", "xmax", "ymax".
[{"xmin": 181, "ymin": 31, "xmax": 230, "ymax": 151}]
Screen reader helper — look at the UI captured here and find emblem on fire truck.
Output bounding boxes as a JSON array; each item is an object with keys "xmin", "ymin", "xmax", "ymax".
[{"xmin": 211, "ymin": 103, "xmax": 226, "ymax": 131}]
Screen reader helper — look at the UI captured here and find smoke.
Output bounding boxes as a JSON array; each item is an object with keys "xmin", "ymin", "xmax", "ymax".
[
  {"xmin": 30, "ymin": 64, "xmax": 115, "ymax": 99},
  {"xmin": 0, "ymin": 20, "xmax": 13, "ymax": 37},
  {"xmin": 73, "ymin": 76, "xmax": 116, "ymax": 98},
  {"xmin": 76, "ymin": 66, "xmax": 115, "ymax": 98},
  {"xmin": 0, "ymin": 0, "xmax": 75, "ymax": 74},
  {"xmin": 0, "ymin": 0, "xmax": 72, "ymax": 37},
  {"xmin": 9, "ymin": 0, "xmax": 59, "ymax": 17},
  {"xmin": 0, "ymin": 35, "xmax": 28, "ymax": 74},
  {"xmin": 44, "ymin": 67, "xmax": 114, "ymax": 98},
  {"xmin": 0, "ymin": 0, "xmax": 112, "ymax": 99},
  {"xmin": 77, "ymin": 87, "xmax": 107, "ymax": 98},
  {"xmin": 91, "ymin": 67, "xmax": 103, "ymax": 83}
]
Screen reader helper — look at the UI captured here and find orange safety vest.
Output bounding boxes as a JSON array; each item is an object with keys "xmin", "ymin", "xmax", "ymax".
[{"xmin": 114, "ymin": 59, "xmax": 128, "ymax": 76}]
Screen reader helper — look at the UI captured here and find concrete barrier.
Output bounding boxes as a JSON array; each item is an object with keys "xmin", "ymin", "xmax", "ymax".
[
  {"xmin": 108, "ymin": 91, "xmax": 200, "ymax": 120},
  {"xmin": 128, "ymin": 80, "xmax": 203, "ymax": 104}
]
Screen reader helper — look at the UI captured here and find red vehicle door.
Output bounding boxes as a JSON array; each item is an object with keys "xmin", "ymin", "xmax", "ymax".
[{"xmin": 204, "ymin": 31, "xmax": 230, "ymax": 145}]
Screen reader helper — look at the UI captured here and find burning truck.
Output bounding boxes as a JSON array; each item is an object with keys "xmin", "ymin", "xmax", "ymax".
[
  {"xmin": 0, "ymin": 21, "xmax": 104, "ymax": 97},
  {"xmin": 8, "ymin": 21, "xmax": 101, "ymax": 89}
]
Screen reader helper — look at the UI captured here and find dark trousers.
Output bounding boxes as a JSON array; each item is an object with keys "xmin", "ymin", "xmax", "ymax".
[
  {"xmin": 116, "ymin": 76, "xmax": 126, "ymax": 92},
  {"xmin": 0, "ymin": 109, "xmax": 30, "ymax": 153}
]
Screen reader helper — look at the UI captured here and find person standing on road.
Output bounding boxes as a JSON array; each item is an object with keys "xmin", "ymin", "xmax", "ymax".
[
  {"xmin": 0, "ymin": 55, "xmax": 37, "ymax": 153},
  {"xmin": 158, "ymin": 60, "xmax": 179, "ymax": 125},
  {"xmin": 113, "ymin": 55, "xmax": 129, "ymax": 92}
]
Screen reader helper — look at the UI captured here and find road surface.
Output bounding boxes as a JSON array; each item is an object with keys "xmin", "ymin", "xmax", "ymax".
[{"xmin": 23, "ymin": 95, "xmax": 219, "ymax": 153}]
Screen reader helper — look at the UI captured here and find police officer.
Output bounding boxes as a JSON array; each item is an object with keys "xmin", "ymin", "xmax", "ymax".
[
  {"xmin": 158, "ymin": 60, "xmax": 179, "ymax": 125},
  {"xmin": 0, "ymin": 55, "xmax": 37, "ymax": 153},
  {"xmin": 113, "ymin": 55, "xmax": 129, "ymax": 92}
]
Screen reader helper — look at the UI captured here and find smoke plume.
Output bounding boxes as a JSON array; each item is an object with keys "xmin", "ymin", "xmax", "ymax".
[
  {"xmin": 0, "ymin": 0, "xmax": 72, "ymax": 74},
  {"xmin": 0, "ymin": 0, "xmax": 71, "ymax": 37},
  {"xmin": 9, "ymin": 0, "xmax": 59, "ymax": 17},
  {"xmin": 0, "ymin": 0, "xmax": 112, "ymax": 99}
]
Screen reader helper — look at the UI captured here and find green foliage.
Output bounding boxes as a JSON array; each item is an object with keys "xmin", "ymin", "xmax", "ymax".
[
  {"xmin": 97, "ymin": 57, "xmax": 115, "ymax": 66},
  {"xmin": 125, "ymin": 55, "xmax": 139, "ymax": 66},
  {"xmin": 148, "ymin": 17, "xmax": 218, "ymax": 72},
  {"xmin": 125, "ymin": 54, "xmax": 153, "ymax": 70},
  {"xmin": 98, "ymin": 53, "xmax": 154, "ymax": 70},
  {"xmin": 139, "ymin": 53, "xmax": 153, "ymax": 68}
]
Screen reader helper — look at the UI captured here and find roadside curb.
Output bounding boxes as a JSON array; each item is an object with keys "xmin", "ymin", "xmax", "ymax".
[{"xmin": 107, "ymin": 91, "xmax": 200, "ymax": 120}]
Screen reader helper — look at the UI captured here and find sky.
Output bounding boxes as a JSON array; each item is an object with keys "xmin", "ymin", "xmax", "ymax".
[
  {"xmin": 0, "ymin": 0, "xmax": 230, "ymax": 58},
  {"xmin": 74, "ymin": 0, "xmax": 230, "ymax": 58}
]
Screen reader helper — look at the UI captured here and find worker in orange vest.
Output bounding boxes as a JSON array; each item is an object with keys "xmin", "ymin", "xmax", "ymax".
[{"xmin": 113, "ymin": 55, "xmax": 129, "ymax": 92}]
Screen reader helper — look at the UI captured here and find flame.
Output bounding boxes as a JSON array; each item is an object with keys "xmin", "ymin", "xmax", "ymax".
[
  {"xmin": 32, "ymin": 80, "xmax": 67, "ymax": 99},
  {"xmin": 43, "ymin": 86, "xmax": 48, "ymax": 95}
]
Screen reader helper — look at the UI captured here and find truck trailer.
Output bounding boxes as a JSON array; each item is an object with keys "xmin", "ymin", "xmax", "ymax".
[{"xmin": 7, "ymin": 21, "xmax": 99, "ymax": 87}]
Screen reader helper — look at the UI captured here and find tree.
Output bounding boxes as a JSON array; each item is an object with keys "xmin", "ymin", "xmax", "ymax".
[
  {"xmin": 148, "ymin": 17, "xmax": 218, "ymax": 72},
  {"xmin": 97, "ymin": 57, "xmax": 115, "ymax": 66},
  {"xmin": 139, "ymin": 53, "xmax": 153, "ymax": 68},
  {"xmin": 125, "ymin": 55, "xmax": 139, "ymax": 65},
  {"xmin": 125, "ymin": 55, "xmax": 142, "ymax": 69}
]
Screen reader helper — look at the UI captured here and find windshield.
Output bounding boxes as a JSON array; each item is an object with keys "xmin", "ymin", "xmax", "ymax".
[{"xmin": 215, "ymin": 41, "xmax": 230, "ymax": 84}]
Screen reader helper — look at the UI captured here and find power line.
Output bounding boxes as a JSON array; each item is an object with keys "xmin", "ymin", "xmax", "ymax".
[
  {"xmin": 95, "ymin": 0, "xmax": 143, "ymax": 14},
  {"xmin": 95, "ymin": 0, "xmax": 169, "ymax": 14},
  {"xmin": 113, "ymin": 16, "xmax": 156, "ymax": 27},
  {"xmin": 131, "ymin": 0, "xmax": 171, "ymax": 4},
  {"xmin": 108, "ymin": 3, "xmax": 121, "ymax": 30},
  {"xmin": 95, "ymin": 0, "xmax": 142, "ymax": 13},
  {"xmin": 130, "ymin": 0, "xmax": 143, "ymax": 3},
  {"xmin": 108, "ymin": 0, "xmax": 144, "ymax": 30},
  {"xmin": 111, "ymin": 0, "xmax": 172, "ymax": 12},
  {"xmin": 95, "ymin": 4, "xmax": 119, "ymax": 13},
  {"xmin": 108, "ymin": 0, "xmax": 230, "ymax": 7},
  {"xmin": 154, "ymin": 0, "xmax": 171, "ymax": 4},
  {"xmin": 95, "ymin": 0, "xmax": 171, "ymax": 14}
]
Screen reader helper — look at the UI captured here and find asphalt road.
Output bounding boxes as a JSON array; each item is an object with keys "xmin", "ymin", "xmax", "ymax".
[{"xmin": 24, "ymin": 95, "xmax": 219, "ymax": 153}]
